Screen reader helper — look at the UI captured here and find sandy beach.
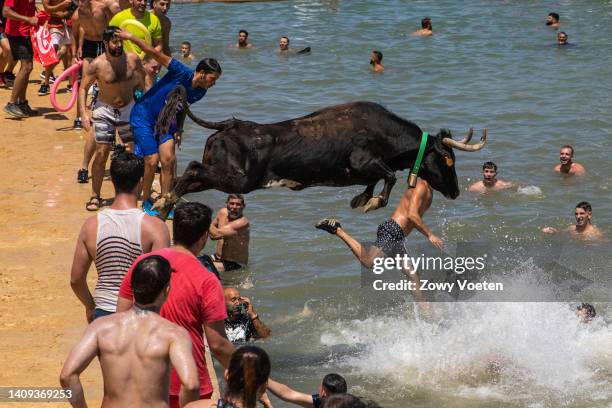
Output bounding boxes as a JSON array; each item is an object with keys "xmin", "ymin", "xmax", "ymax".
[{"xmin": 0, "ymin": 64, "xmax": 217, "ymax": 407}]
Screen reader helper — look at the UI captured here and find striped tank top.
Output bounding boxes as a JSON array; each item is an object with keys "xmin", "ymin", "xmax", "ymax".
[{"xmin": 95, "ymin": 208, "xmax": 145, "ymax": 312}]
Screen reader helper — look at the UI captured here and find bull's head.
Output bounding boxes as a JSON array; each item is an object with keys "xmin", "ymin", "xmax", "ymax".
[{"xmin": 420, "ymin": 128, "xmax": 487, "ymax": 199}]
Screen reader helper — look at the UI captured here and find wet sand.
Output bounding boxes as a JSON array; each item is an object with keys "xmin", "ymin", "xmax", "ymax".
[{"xmin": 0, "ymin": 66, "xmax": 217, "ymax": 406}]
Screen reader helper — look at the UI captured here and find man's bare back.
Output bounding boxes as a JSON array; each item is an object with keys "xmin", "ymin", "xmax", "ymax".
[{"xmin": 60, "ymin": 308, "xmax": 198, "ymax": 407}]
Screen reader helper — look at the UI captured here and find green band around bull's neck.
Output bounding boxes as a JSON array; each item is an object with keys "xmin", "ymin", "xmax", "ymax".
[{"xmin": 411, "ymin": 132, "xmax": 429, "ymax": 178}]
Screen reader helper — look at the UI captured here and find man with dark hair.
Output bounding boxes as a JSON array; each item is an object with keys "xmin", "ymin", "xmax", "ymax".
[
  {"xmin": 279, "ymin": 35, "xmax": 289, "ymax": 52},
  {"xmin": 546, "ymin": 12, "xmax": 560, "ymax": 28},
  {"xmin": 180, "ymin": 40, "xmax": 194, "ymax": 62},
  {"xmin": 370, "ymin": 50, "xmax": 383, "ymax": 73},
  {"xmin": 210, "ymin": 194, "xmax": 250, "ymax": 272},
  {"xmin": 468, "ymin": 161, "xmax": 514, "ymax": 193},
  {"xmin": 61, "ymin": 255, "xmax": 200, "ymax": 408},
  {"xmin": 412, "ymin": 17, "xmax": 432, "ymax": 36},
  {"xmin": 233, "ymin": 29, "xmax": 253, "ymax": 48},
  {"xmin": 2, "ymin": 0, "xmax": 39, "ymax": 117},
  {"xmin": 70, "ymin": 150, "xmax": 170, "ymax": 322},
  {"xmin": 151, "ymin": 0, "xmax": 171, "ymax": 56},
  {"xmin": 555, "ymin": 145, "xmax": 585, "ymax": 175},
  {"xmin": 117, "ymin": 201, "xmax": 235, "ymax": 408},
  {"xmin": 81, "ymin": 26, "xmax": 146, "ymax": 211},
  {"xmin": 116, "ymin": 29, "xmax": 222, "ymax": 218},
  {"xmin": 542, "ymin": 201, "xmax": 603, "ymax": 239},
  {"xmin": 576, "ymin": 303, "xmax": 596, "ymax": 323},
  {"xmin": 268, "ymin": 373, "xmax": 348, "ymax": 408}
]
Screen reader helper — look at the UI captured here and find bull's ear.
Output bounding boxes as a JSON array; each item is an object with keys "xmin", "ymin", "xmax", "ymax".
[{"xmin": 433, "ymin": 137, "xmax": 454, "ymax": 167}]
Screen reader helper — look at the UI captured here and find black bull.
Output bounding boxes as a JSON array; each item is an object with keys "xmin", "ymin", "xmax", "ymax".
[{"xmin": 156, "ymin": 101, "xmax": 486, "ymax": 214}]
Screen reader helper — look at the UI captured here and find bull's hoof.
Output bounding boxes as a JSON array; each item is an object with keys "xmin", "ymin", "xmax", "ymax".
[
  {"xmin": 350, "ymin": 192, "xmax": 372, "ymax": 209},
  {"xmin": 152, "ymin": 193, "xmax": 178, "ymax": 220},
  {"xmin": 363, "ymin": 196, "xmax": 384, "ymax": 213}
]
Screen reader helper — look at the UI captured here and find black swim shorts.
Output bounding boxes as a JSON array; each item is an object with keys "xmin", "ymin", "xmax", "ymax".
[
  {"xmin": 82, "ymin": 39, "xmax": 105, "ymax": 59},
  {"xmin": 212, "ymin": 254, "xmax": 245, "ymax": 272},
  {"xmin": 374, "ymin": 219, "xmax": 406, "ymax": 255},
  {"xmin": 7, "ymin": 35, "xmax": 33, "ymax": 61}
]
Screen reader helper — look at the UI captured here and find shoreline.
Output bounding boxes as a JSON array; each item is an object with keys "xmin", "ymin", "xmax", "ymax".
[{"xmin": 0, "ymin": 64, "xmax": 218, "ymax": 406}]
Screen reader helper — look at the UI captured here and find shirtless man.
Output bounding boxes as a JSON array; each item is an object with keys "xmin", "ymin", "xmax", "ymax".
[
  {"xmin": 72, "ymin": 0, "xmax": 122, "ymax": 181},
  {"xmin": 554, "ymin": 145, "xmax": 585, "ymax": 175},
  {"xmin": 209, "ymin": 194, "xmax": 250, "ymax": 272},
  {"xmin": 542, "ymin": 201, "xmax": 604, "ymax": 240},
  {"xmin": 546, "ymin": 12, "xmax": 560, "ymax": 28},
  {"xmin": 233, "ymin": 29, "xmax": 253, "ymax": 48},
  {"xmin": 61, "ymin": 255, "xmax": 200, "ymax": 408},
  {"xmin": 180, "ymin": 41, "xmax": 193, "ymax": 62},
  {"xmin": 370, "ymin": 50, "xmax": 384, "ymax": 73},
  {"xmin": 80, "ymin": 26, "xmax": 145, "ymax": 211},
  {"xmin": 278, "ymin": 36, "xmax": 310, "ymax": 55},
  {"xmin": 151, "ymin": 0, "xmax": 171, "ymax": 56},
  {"xmin": 468, "ymin": 161, "xmax": 514, "ymax": 193},
  {"xmin": 412, "ymin": 17, "xmax": 432, "ymax": 36}
]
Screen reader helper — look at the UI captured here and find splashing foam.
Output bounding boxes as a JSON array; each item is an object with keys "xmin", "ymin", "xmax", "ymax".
[{"xmin": 320, "ymin": 289, "xmax": 611, "ymax": 405}]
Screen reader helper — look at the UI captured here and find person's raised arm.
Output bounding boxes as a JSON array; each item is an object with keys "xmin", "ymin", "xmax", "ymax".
[
  {"xmin": 209, "ymin": 218, "xmax": 247, "ymax": 240},
  {"xmin": 59, "ymin": 322, "xmax": 100, "ymax": 408},
  {"xmin": 70, "ymin": 14, "xmax": 81, "ymax": 62},
  {"xmin": 115, "ymin": 29, "xmax": 171, "ymax": 67},
  {"xmin": 203, "ymin": 320, "xmax": 234, "ymax": 369},
  {"xmin": 169, "ymin": 328, "xmax": 200, "ymax": 408},
  {"xmin": 266, "ymin": 379, "xmax": 314, "ymax": 408},
  {"xmin": 42, "ymin": 0, "xmax": 72, "ymax": 14},
  {"xmin": 241, "ymin": 296, "xmax": 271, "ymax": 339},
  {"xmin": 78, "ymin": 61, "xmax": 98, "ymax": 133},
  {"xmin": 70, "ymin": 220, "xmax": 96, "ymax": 323}
]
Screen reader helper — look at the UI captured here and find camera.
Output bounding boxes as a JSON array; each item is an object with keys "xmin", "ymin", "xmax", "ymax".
[{"xmin": 232, "ymin": 302, "xmax": 248, "ymax": 315}]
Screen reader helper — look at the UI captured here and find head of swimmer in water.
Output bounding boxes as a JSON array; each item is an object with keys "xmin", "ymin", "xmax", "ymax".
[
  {"xmin": 103, "ymin": 27, "xmax": 124, "ymax": 58},
  {"xmin": 192, "ymin": 58, "xmax": 222, "ymax": 89},
  {"xmin": 576, "ymin": 303, "xmax": 596, "ymax": 324},
  {"xmin": 180, "ymin": 41, "xmax": 191, "ymax": 57},
  {"xmin": 482, "ymin": 161, "xmax": 498, "ymax": 184},
  {"xmin": 319, "ymin": 373, "xmax": 347, "ymax": 399},
  {"xmin": 370, "ymin": 50, "xmax": 382, "ymax": 66},
  {"xmin": 557, "ymin": 31, "xmax": 568, "ymax": 45},
  {"xmin": 546, "ymin": 12, "xmax": 559, "ymax": 26},
  {"xmin": 238, "ymin": 29, "xmax": 249, "ymax": 46},
  {"xmin": 279, "ymin": 36, "xmax": 290, "ymax": 51},
  {"xmin": 559, "ymin": 145, "xmax": 574, "ymax": 165},
  {"xmin": 151, "ymin": 0, "xmax": 170, "ymax": 15},
  {"xmin": 421, "ymin": 17, "xmax": 432, "ymax": 30},
  {"xmin": 574, "ymin": 201, "xmax": 592, "ymax": 229},
  {"xmin": 226, "ymin": 194, "xmax": 245, "ymax": 219}
]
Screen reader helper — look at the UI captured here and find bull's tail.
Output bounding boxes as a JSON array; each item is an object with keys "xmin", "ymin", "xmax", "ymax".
[{"xmin": 156, "ymin": 85, "xmax": 230, "ymax": 133}]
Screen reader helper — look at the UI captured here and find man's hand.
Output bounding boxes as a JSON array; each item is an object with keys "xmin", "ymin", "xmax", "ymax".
[
  {"xmin": 241, "ymin": 296, "xmax": 257, "ymax": 319},
  {"xmin": 86, "ymin": 307, "xmax": 95, "ymax": 323},
  {"xmin": 428, "ymin": 234, "xmax": 444, "ymax": 250},
  {"xmin": 542, "ymin": 227, "xmax": 558, "ymax": 234},
  {"xmin": 114, "ymin": 28, "xmax": 133, "ymax": 42},
  {"xmin": 82, "ymin": 113, "xmax": 92, "ymax": 133},
  {"xmin": 28, "ymin": 16, "xmax": 39, "ymax": 26}
]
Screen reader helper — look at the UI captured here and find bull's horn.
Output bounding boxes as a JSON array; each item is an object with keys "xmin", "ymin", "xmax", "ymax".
[
  {"xmin": 186, "ymin": 108, "xmax": 228, "ymax": 131},
  {"xmin": 459, "ymin": 128, "xmax": 473, "ymax": 144},
  {"xmin": 442, "ymin": 129, "xmax": 487, "ymax": 152}
]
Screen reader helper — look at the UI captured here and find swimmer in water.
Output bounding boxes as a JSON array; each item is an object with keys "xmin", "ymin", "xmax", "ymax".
[
  {"xmin": 468, "ymin": 161, "xmax": 514, "ymax": 193},
  {"xmin": 278, "ymin": 35, "xmax": 311, "ymax": 55},
  {"xmin": 542, "ymin": 201, "xmax": 604, "ymax": 240},
  {"xmin": 370, "ymin": 50, "xmax": 384, "ymax": 73},
  {"xmin": 554, "ymin": 144, "xmax": 585, "ymax": 175},
  {"xmin": 233, "ymin": 29, "xmax": 254, "ymax": 49},
  {"xmin": 576, "ymin": 303, "xmax": 596, "ymax": 323},
  {"xmin": 546, "ymin": 12, "xmax": 560, "ymax": 28},
  {"xmin": 180, "ymin": 41, "xmax": 194, "ymax": 62},
  {"xmin": 412, "ymin": 17, "xmax": 433, "ymax": 36},
  {"xmin": 268, "ymin": 373, "xmax": 347, "ymax": 408},
  {"xmin": 557, "ymin": 31, "xmax": 570, "ymax": 46}
]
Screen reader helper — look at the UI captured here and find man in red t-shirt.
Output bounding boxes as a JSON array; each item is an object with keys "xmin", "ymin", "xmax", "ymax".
[
  {"xmin": 117, "ymin": 202, "xmax": 235, "ymax": 408},
  {"xmin": 2, "ymin": 0, "xmax": 39, "ymax": 117}
]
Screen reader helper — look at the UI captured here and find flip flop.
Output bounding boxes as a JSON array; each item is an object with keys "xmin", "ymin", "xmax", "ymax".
[
  {"xmin": 315, "ymin": 218, "xmax": 341, "ymax": 234},
  {"xmin": 86, "ymin": 195, "xmax": 101, "ymax": 211}
]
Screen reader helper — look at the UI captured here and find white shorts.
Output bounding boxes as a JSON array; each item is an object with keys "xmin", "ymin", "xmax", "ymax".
[
  {"xmin": 50, "ymin": 26, "xmax": 71, "ymax": 47},
  {"xmin": 92, "ymin": 101, "xmax": 134, "ymax": 144}
]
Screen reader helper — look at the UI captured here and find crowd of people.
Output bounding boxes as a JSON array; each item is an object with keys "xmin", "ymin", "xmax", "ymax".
[{"xmin": 0, "ymin": 1, "xmax": 602, "ymax": 406}]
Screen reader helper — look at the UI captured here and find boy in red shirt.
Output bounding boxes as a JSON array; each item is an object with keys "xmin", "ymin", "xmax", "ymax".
[
  {"xmin": 117, "ymin": 202, "xmax": 235, "ymax": 408},
  {"xmin": 2, "ymin": 0, "xmax": 38, "ymax": 117}
]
